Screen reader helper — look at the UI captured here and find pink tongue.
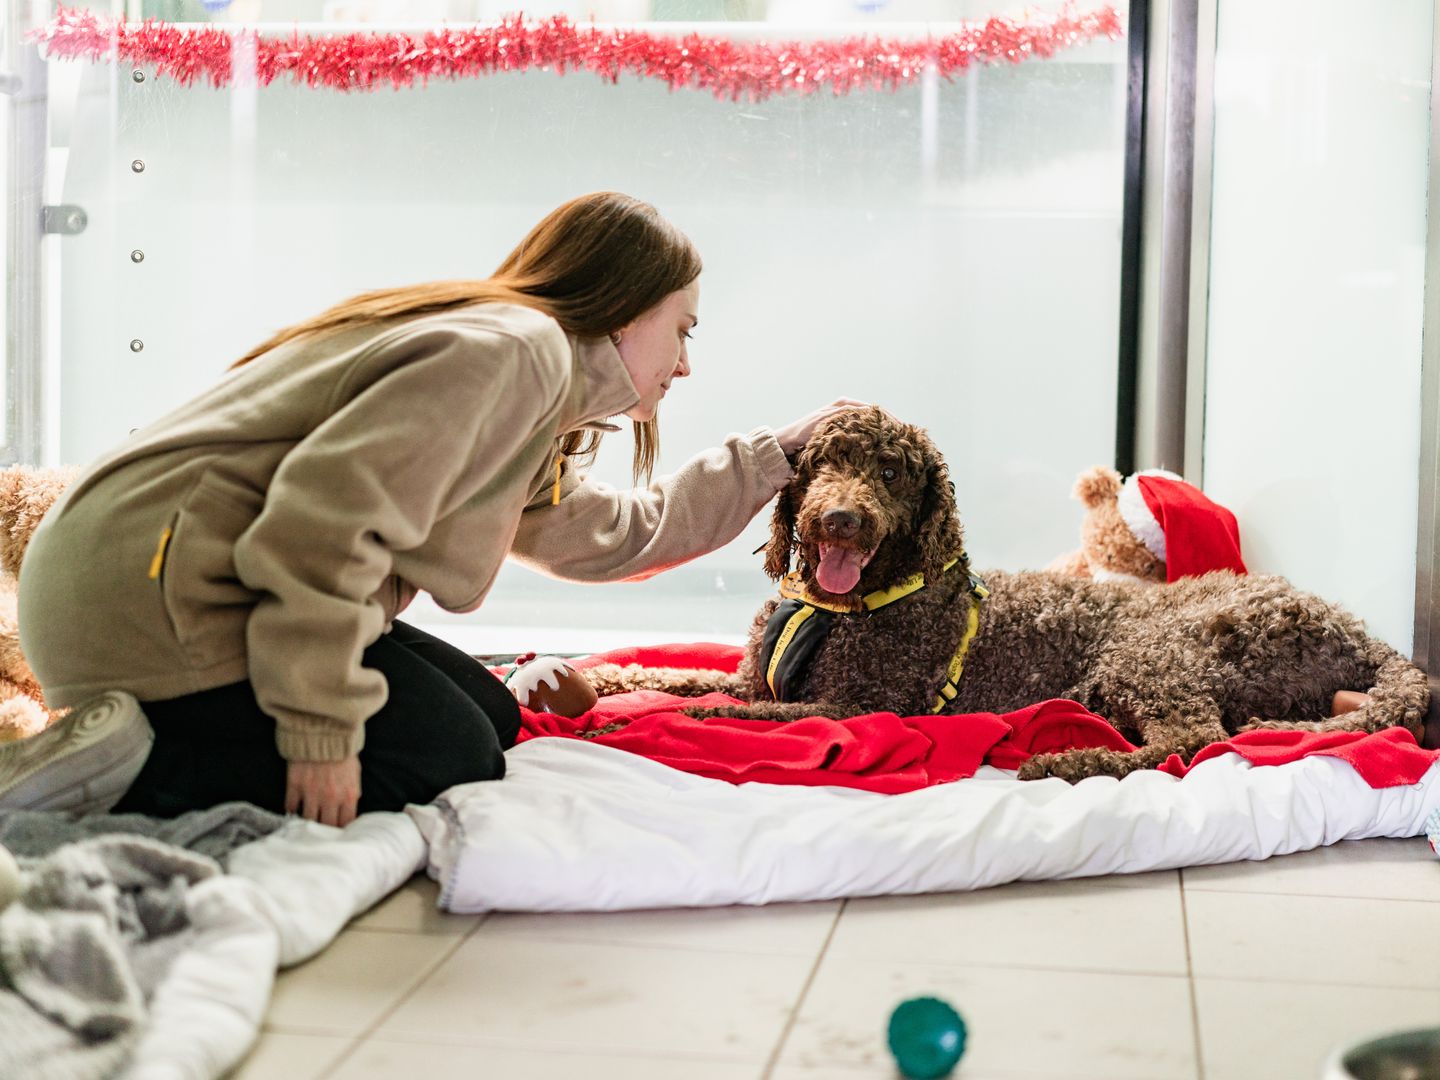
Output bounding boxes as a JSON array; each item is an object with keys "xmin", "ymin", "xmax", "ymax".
[{"xmin": 816, "ymin": 546, "xmax": 864, "ymax": 595}]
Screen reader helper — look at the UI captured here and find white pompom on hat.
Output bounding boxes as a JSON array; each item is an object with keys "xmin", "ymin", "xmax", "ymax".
[{"xmin": 1115, "ymin": 469, "xmax": 1247, "ymax": 583}]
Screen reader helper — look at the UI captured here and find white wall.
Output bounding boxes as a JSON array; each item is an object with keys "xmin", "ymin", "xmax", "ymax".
[{"xmin": 1202, "ymin": 1, "xmax": 1431, "ymax": 654}]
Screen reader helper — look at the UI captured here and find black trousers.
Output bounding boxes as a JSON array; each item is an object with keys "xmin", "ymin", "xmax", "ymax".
[{"xmin": 112, "ymin": 620, "xmax": 521, "ymax": 817}]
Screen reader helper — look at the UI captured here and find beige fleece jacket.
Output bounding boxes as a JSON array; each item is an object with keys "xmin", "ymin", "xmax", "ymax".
[{"xmin": 18, "ymin": 303, "xmax": 791, "ymax": 762}]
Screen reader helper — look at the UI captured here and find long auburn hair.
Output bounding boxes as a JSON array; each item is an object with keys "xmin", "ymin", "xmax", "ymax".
[{"xmin": 230, "ymin": 192, "xmax": 702, "ymax": 483}]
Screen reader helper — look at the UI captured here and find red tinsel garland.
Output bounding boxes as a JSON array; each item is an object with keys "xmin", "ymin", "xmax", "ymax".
[{"xmin": 30, "ymin": 5, "xmax": 1122, "ymax": 101}]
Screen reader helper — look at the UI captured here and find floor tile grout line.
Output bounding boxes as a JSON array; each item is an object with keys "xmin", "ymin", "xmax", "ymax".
[
  {"xmin": 761, "ymin": 897, "xmax": 847, "ymax": 1080},
  {"xmin": 312, "ymin": 1027, "xmax": 768, "ymax": 1064},
  {"xmin": 810, "ymin": 955, "xmax": 1192, "ymax": 980},
  {"xmin": 306, "ymin": 1031, "xmax": 369, "ymax": 1080},
  {"xmin": 1180, "ymin": 869, "xmax": 1207, "ymax": 1080},
  {"xmin": 1182, "ymin": 886, "xmax": 1440, "ymax": 903},
  {"xmin": 347, "ymin": 915, "xmax": 483, "ymax": 933},
  {"xmin": 1187, "ymin": 972, "xmax": 1440, "ymax": 991},
  {"xmin": 314, "ymin": 912, "xmax": 492, "ymax": 1080},
  {"xmin": 468, "ymin": 932, "xmax": 838, "ymax": 958}
]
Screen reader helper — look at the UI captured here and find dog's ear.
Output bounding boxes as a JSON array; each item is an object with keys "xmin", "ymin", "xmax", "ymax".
[
  {"xmin": 763, "ymin": 482, "xmax": 797, "ymax": 580},
  {"xmin": 764, "ymin": 446, "xmax": 814, "ymax": 580},
  {"xmin": 914, "ymin": 454, "xmax": 964, "ymax": 580}
]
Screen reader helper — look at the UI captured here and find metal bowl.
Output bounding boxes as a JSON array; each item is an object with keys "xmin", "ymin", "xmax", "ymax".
[{"xmin": 1322, "ymin": 1028, "xmax": 1440, "ymax": 1080}]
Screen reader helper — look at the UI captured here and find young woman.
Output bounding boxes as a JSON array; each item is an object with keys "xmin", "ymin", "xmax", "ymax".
[{"xmin": 5, "ymin": 192, "xmax": 866, "ymax": 825}]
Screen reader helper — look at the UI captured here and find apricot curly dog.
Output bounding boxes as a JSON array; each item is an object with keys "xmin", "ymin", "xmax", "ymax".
[{"xmin": 595, "ymin": 407, "xmax": 1428, "ymax": 783}]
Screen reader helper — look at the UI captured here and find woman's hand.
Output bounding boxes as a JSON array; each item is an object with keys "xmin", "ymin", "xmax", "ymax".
[
  {"xmin": 774, "ymin": 399, "xmax": 883, "ymax": 458},
  {"xmin": 285, "ymin": 756, "xmax": 361, "ymax": 827}
]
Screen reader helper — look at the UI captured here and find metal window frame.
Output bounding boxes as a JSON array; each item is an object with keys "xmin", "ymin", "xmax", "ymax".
[
  {"xmin": 1415, "ymin": 0, "xmax": 1440, "ymax": 748},
  {"xmin": 1113, "ymin": 0, "xmax": 1149, "ymax": 476},
  {"xmin": 2, "ymin": 0, "xmax": 47, "ymax": 467},
  {"xmin": 1124, "ymin": 0, "xmax": 1207, "ymax": 478}
]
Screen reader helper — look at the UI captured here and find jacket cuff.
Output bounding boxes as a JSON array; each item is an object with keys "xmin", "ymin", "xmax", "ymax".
[
  {"xmin": 275, "ymin": 723, "xmax": 366, "ymax": 763},
  {"xmin": 746, "ymin": 427, "xmax": 794, "ymax": 490}
]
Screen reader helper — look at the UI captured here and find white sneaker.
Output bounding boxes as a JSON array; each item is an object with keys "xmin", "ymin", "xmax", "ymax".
[
  {"xmin": 0, "ymin": 691, "xmax": 153, "ymax": 815},
  {"xmin": 0, "ymin": 843, "xmax": 17, "ymax": 911}
]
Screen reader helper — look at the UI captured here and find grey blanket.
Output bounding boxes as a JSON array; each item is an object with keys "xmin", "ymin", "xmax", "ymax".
[
  {"xmin": 0, "ymin": 803, "xmax": 286, "ymax": 1080},
  {"xmin": 0, "ymin": 802, "xmax": 285, "ymax": 864}
]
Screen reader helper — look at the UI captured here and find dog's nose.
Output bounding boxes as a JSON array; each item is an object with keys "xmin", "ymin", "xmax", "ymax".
[{"xmin": 821, "ymin": 509, "xmax": 861, "ymax": 539}]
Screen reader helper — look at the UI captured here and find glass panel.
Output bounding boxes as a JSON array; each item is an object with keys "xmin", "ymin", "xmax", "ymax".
[
  {"xmin": 33, "ymin": 1, "xmax": 1127, "ymax": 651},
  {"xmin": 1204, "ymin": 0, "xmax": 1430, "ymax": 654}
]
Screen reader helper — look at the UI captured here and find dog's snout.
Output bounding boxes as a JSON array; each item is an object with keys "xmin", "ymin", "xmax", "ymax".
[{"xmin": 821, "ymin": 508, "xmax": 861, "ymax": 540}]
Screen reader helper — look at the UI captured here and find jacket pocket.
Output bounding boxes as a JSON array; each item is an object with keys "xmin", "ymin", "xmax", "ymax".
[{"xmin": 158, "ymin": 470, "xmax": 266, "ymax": 669}]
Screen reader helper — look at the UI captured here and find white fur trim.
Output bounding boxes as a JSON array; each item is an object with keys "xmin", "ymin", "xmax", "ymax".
[{"xmin": 1116, "ymin": 469, "xmax": 1181, "ymax": 564}]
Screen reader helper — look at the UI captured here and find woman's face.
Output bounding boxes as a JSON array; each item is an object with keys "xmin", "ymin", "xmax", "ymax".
[{"xmin": 615, "ymin": 280, "xmax": 699, "ymax": 422}]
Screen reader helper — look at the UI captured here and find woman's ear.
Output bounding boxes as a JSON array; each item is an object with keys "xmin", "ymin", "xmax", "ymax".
[
  {"xmin": 914, "ymin": 454, "xmax": 964, "ymax": 580},
  {"xmin": 763, "ymin": 485, "xmax": 796, "ymax": 580}
]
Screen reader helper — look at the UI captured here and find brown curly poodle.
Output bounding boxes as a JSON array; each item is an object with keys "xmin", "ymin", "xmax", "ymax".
[{"xmin": 603, "ymin": 407, "xmax": 1428, "ymax": 783}]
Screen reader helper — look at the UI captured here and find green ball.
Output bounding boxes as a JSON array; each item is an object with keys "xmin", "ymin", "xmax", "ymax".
[{"xmin": 887, "ymin": 996, "xmax": 967, "ymax": 1079}]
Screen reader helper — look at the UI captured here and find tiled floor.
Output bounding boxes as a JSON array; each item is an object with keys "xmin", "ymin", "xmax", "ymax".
[{"xmin": 227, "ymin": 836, "xmax": 1440, "ymax": 1080}]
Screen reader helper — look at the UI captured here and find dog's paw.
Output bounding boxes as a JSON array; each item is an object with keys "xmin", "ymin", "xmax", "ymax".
[
  {"xmin": 1017, "ymin": 749, "xmax": 1135, "ymax": 783},
  {"xmin": 1015, "ymin": 756, "xmax": 1053, "ymax": 781},
  {"xmin": 1016, "ymin": 753, "xmax": 1084, "ymax": 782}
]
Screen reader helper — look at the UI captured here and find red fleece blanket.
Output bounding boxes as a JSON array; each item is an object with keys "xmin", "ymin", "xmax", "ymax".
[{"xmin": 511, "ymin": 643, "xmax": 1439, "ymax": 794}]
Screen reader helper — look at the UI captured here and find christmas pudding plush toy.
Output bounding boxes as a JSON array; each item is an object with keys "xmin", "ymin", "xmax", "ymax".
[
  {"xmin": 1047, "ymin": 465, "xmax": 1247, "ymax": 585},
  {"xmin": 506, "ymin": 653, "xmax": 599, "ymax": 718}
]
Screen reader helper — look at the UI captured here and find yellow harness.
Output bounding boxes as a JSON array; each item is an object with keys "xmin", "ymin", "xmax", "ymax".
[{"xmin": 762, "ymin": 557, "xmax": 989, "ymax": 713}]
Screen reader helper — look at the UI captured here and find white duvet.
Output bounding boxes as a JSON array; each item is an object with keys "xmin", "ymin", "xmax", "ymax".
[{"xmin": 409, "ymin": 738, "xmax": 1440, "ymax": 913}]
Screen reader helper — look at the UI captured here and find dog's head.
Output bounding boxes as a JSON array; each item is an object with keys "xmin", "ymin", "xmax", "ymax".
[{"xmin": 764, "ymin": 407, "xmax": 964, "ymax": 606}]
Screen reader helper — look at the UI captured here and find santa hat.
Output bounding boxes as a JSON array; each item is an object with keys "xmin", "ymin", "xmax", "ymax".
[{"xmin": 1115, "ymin": 469, "xmax": 1247, "ymax": 583}]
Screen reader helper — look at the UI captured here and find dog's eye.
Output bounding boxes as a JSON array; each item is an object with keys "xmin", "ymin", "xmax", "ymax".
[{"xmin": 880, "ymin": 466, "xmax": 898, "ymax": 484}]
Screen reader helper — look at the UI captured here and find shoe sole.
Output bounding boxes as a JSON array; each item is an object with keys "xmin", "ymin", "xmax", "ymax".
[
  {"xmin": 0, "ymin": 843, "xmax": 16, "ymax": 910},
  {"xmin": 0, "ymin": 691, "xmax": 153, "ymax": 814}
]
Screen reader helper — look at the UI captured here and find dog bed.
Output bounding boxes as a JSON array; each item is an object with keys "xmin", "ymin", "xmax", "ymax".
[{"xmin": 408, "ymin": 643, "xmax": 1440, "ymax": 912}]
